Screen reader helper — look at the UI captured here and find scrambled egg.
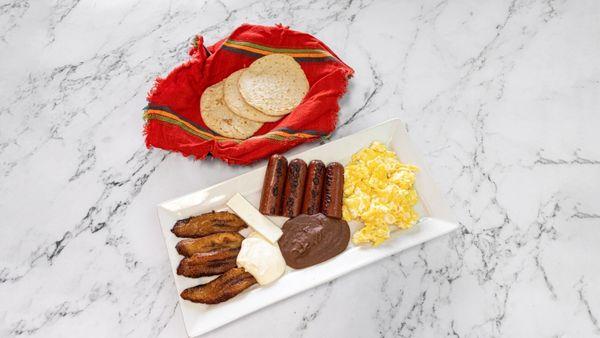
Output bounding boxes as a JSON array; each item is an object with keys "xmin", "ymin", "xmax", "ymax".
[{"xmin": 343, "ymin": 141, "xmax": 419, "ymax": 246}]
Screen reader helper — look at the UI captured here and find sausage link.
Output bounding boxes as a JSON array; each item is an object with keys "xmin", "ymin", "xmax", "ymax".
[
  {"xmin": 259, "ymin": 154, "xmax": 288, "ymax": 215},
  {"xmin": 282, "ymin": 159, "xmax": 308, "ymax": 217},
  {"xmin": 301, "ymin": 160, "xmax": 326, "ymax": 215},
  {"xmin": 321, "ymin": 162, "xmax": 344, "ymax": 219}
]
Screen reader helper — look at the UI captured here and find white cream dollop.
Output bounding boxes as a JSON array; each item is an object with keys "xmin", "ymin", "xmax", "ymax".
[{"xmin": 236, "ymin": 232, "xmax": 286, "ymax": 285}]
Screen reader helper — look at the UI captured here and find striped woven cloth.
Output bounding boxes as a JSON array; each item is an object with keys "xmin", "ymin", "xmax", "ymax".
[{"xmin": 144, "ymin": 24, "xmax": 354, "ymax": 165}]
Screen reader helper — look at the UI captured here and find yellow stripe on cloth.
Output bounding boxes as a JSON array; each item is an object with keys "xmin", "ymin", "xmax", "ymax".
[
  {"xmin": 144, "ymin": 109, "xmax": 235, "ymax": 142},
  {"xmin": 144, "ymin": 108, "xmax": 320, "ymax": 142},
  {"xmin": 223, "ymin": 40, "xmax": 333, "ymax": 59}
]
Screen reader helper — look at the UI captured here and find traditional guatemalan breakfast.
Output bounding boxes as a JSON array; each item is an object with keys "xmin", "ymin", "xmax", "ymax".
[
  {"xmin": 147, "ymin": 24, "xmax": 455, "ymax": 335},
  {"xmin": 170, "ymin": 145, "xmax": 420, "ymax": 304}
]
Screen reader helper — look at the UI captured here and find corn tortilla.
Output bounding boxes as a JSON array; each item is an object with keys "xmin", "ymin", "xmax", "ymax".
[
  {"xmin": 224, "ymin": 69, "xmax": 282, "ymax": 123},
  {"xmin": 200, "ymin": 81, "xmax": 263, "ymax": 139},
  {"xmin": 238, "ymin": 54, "xmax": 309, "ymax": 116}
]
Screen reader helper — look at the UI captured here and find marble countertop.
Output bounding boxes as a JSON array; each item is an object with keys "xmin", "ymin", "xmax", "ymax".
[{"xmin": 1, "ymin": 0, "xmax": 599, "ymax": 337}]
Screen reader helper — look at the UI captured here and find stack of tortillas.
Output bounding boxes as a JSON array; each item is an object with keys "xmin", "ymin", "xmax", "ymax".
[{"xmin": 201, "ymin": 54, "xmax": 309, "ymax": 139}]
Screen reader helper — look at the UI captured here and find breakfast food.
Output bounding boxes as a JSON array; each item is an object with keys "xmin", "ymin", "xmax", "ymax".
[
  {"xmin": 258, "ymin": 156, "xmax": 344, "ymax": 218},
  {"xmin": 343, "ymin": 141, "xmax": 419, "ymax": 246},
  {"xmin": 171, "ymin": 143, "xmax": 419, "ymax": 305},
  {"xmin": 223, "ymin": 69, "xmax": 281, "ymax": 123},
  {"xmin": 198, "ymin": 54, "xmax": 310, "ymax": 140},
  {"xmin": 301, "ymin": 160, "xmax": 326, "ymax": 215},
  {"xmin": 171, "ymin": 211, "xmax": 247, "ymax": 238},
  {"xmin": 172, "ymin": 208, "xmax": 257, "ymax": 303},
  {"xmin": 175, "ymin": 232, "xmax": 244, "ymax": 257},
  {"xmin": 146, "ymin": 23, "xmax": 355, "ymax": 166},
  {"xmin": 176, "ymin": 248, "xmax": 240, "ymax": 278},
  {"xmin": 181, "ymin": 267, "xmax": 257, "ymax": 304},
  {"xmin": 171, "ymin": 146, "xmax": 420, "ymax": 305},
  {"xmin": 259, "ymin": 154, "xmax": 288, "ymax": 216},
  {"xmin": 239, "ymin": 54, "xmax": 309, "ymax": 116},
  {"xmin": 236, "ymin": 232, "xmax": 286, "ymax": 285},
  {"xmin": 227, "ymin": 193, "xmax": 283, "ymax": 243},
  {"xmin": 278, "ymin": 213, "xmax": 350, "ymax": 269},
  {"xmin": 200, "ymin": 81, "xmax": 263, "ymax": 139},
  {"xmin": 282, "ymin": 159, "xmax": 307, "ymax": 217},
  {"xmin": 321, "ymin": 162, "xmax": 344, "ymax": 219}
]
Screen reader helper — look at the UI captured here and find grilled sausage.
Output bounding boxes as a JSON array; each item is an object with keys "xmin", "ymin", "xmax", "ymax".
[
  {"xmin": 282, "ymin": 159, "xmax": 308, "ymax": 217},
  {"xmin": 321, "ymin": 162, "xmax": 344, "ymax": 219},
  {"xmin": 181, "ymin": 267, "xmax": 257, "ymax": 304},
  {"xmin": 259, "ymin": 154, "xmax": 288, "ymax": 215},
  {"xmin": 171, "ymin": 211, "xmax": 247, "ymax": 238},
  {"xmin": 175, "ymin": 232, "xmax": 244, "ymax": 257},
  {"xmin": 301, "ymin": 160, "xmax": 326, "ymax": 215},
  {"xmin": 176, "ymin": 248, "xmax": 240, "ymax": 278}
]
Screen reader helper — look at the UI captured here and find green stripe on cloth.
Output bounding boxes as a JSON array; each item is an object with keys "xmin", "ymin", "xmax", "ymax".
[
  {"xmin": 146, "ymin": 114, "xmax": 215, "ymax": 141},
  {"xmin": 226, "ymin": 40, "xmax": 331, "ymax": 54}
]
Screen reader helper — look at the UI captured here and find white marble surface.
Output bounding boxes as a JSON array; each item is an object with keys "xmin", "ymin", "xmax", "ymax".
[{"xmin": 1, "ymin": 0, "xmax": 599, "ymax": 337}]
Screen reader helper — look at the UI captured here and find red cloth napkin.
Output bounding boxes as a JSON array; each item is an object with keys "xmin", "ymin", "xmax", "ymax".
[{"xmin": 144, "ymin": 24, "xmax": 354, "ymax": 165}]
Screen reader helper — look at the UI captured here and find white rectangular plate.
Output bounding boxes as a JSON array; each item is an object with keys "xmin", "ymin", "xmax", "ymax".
[{"xmin": 157, "ymin": 118, "xmax": 459, "ymax": 337}]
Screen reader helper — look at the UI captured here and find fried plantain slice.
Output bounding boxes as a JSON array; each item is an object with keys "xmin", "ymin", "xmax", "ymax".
[
  {"xmin": 180, "ymin": 267, "xmax": 257, "ymax": 304},
  {"xmin": 176, "ymin": 248, "xmax": 240, "ymax": 278},
  {"xmin": 171, "ymin": 211, "xmax": 247, "ymax": 238},
  {"xmin": 176, "ymin": 232, "xmax": 244, "ymax": 257}
]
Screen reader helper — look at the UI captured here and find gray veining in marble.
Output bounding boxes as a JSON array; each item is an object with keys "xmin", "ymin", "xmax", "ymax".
[{"xmin": 1, "ymin": 0, "xmax": 599, "ymax": 337}]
